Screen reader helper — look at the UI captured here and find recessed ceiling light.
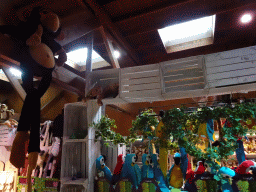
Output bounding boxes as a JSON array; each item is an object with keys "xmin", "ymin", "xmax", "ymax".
[
  {"xmin": 241, "ymin": 13, "xmax": 252, "ymax": 24},
  {"xmin": 158, "ymin": 15, "xmax": 216, "ymax": 53},
  {"xmin": 114, "ymin": 51, "xmax": 120, "ymax": 58}
]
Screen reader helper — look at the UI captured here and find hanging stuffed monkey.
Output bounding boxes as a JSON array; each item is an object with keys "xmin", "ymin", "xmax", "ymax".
[{"xmin": 0, "ymin": 6, "xmax": 66, "ymax": 192}]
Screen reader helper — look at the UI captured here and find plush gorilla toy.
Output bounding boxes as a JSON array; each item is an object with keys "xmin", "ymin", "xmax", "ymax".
[{"xmin": 0, "ymin": 6, "xmax": 66, "ymax": 190}]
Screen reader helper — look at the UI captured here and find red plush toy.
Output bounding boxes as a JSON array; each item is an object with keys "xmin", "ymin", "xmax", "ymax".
[{"xmin": 236, "ymin": 160, "xmax": 256, "ymax": 174}]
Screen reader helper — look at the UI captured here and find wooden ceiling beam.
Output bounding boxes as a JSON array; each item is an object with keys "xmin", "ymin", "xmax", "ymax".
[
  {"xmin": 117, "ymin": 0, "xmax": 256, "ymax": 37},
  {"xmin": 84, "ymin": 0, "xmax": 140, "ymax": 66},
  {"xmin": 107, "ymin": 104, "xmax": 136, "ymax": 118},
  {"xmin": 52, "ymin": 77, "xmax": 84, "ymax": 97},
  {"xmin": 41, "ymin": 91, "xmax": 65, "ymax": 116},
  {"xmin": 99, "ymin": 26, "xmax": 120, "ymax": 68}
]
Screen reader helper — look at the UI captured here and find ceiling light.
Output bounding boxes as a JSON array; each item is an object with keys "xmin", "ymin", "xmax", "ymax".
[
  {"xmin": 10, "ymin": 68, "xmax": 22, "ymax": 77},
  {"xmin": 114, "ymin": 51, "xmax": 120, "ymax": 58},
  {"xmin": 158, "ymin": 15, "xmax": 216, "ymax": 53},
  {"xmin": 241, "ymin": 14, "xmax": 252, "ymax": 24}
]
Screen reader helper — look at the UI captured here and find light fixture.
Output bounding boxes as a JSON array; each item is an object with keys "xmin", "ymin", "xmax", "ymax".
[
  {"xmin": 114, "ymin": 51, "xmax": 120, "ymax": 58},
  {"xmin": 241, "ymin": 13, "xmax": 252, "ymax": 24},
  {"xmin": 10, "ymin": 68, "xmax": 22, "ymax": 77},
  {"xmin": 158, "ymin": 15, "xmax": 216, "ymax": 53}
]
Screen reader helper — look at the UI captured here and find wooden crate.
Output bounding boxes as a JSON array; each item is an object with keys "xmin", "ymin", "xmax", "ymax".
[
  {"xmin": 160, "ymin": 56, "xmax": 205, "ymax": 96},
  {"xmin": 120, "ymin": 64, "xmax": 163, "ymax": 102},
  {"xmin": 205, "ymin": 45, "xmax": 256, "ymax": 88}
]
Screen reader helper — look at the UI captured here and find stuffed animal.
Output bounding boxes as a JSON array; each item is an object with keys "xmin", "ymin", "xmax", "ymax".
[
  {"xmin": 141, "ymin": 154, "xmax": 154, "ymax": 180},
  {"xmin": 84, "ymin": 83, "xmax": 119, "ymax": 106},
  {"xmin": 151, "ymin": 154, "xmax": 169, "ymax": 192},
  {"xmin": 219, "ymin": 167, "xmax": 236, "ymax": 192},
  {"xmin": 0, "ymin": 6, "xmax": 67, "ymax": 192},
  {"xmin": 168, "ymin": 153, "xmax": 184, "ymax": 189},
  {"xmin": 96, "ymin": 155, "xmax": 113, "ymax": 183},
  {"xmin": 121, "ymin": 154, "xmax": 141, "ymax": 189},
  {"xmin": 112, "ymin": 154, "xmax": 125, "ymax": 185}
]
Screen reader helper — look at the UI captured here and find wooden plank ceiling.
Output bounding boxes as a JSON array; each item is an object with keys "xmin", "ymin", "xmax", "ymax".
[{"xmin": 0, "ymin": 0, "xmax": 256, "ymax": 104}]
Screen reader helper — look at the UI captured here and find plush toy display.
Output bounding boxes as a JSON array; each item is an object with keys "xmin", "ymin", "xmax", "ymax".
[
  {"xmin": 236, "ymin": 160, "xmax": 256, "ymax": 174},
  {"xmin": 112, "ymin": 154, "xmax": 125, "ymax": 185},
  {"xmin": 0, "ymin": 6, "xmax": 67, "ymax": 192},
  {"xmin": 141, "ymin": 154, "xmax": 154, "ymax": 180},
  {"xmin": 151, "ymin": 154, "xmax": 169, "ymax": 192},
  {"xmin": 121, "ymin": 154, "xmax": 141, "ymax": 189},
  {"xmin": 96, "ymin": 155, "xmax": 113, "ymax": 183}
]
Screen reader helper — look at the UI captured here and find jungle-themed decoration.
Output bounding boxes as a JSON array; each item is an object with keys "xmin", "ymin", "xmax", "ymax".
[
  {"xmin": 93, "ymin": 102, "xmax": 256, "ymax": 188},
  {"xmin": 96, "ymin": 155, "xmax": 112, "ymax": 183},
  {"xmin": 112, "ymin": 154, "xmax": 125, "ymax": 185},
  {"xmin": 121, "ymin": 154, "xmax": 141, "ymax": 189},
  {"xmin": 151, "ymin": 154, "xmax": 169, "ymax": 192},
  {"xmin": 141, "ymin": 154, "xmax": 154, "ymax": 180}
]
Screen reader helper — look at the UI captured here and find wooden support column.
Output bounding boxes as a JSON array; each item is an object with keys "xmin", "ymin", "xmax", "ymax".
[
  {"xmin": 100, "ymin": 26, "xmax": 120, "ymax": 68},
  {"xmin": 2, "ymin": 67, "xmax": 26, "ymax": 101},
  {"xmin": 85, "ymin": 31, "xmax": 94, "ymax": 96}
]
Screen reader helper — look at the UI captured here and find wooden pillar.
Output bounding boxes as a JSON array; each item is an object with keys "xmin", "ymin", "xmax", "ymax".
[{"xmin": 85, "ymin": 32, "xmax": 94, "ymax": 96}]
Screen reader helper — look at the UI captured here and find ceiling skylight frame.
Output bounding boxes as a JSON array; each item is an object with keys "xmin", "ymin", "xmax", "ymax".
[{"xmin": 158, "ymin": 15, "xmax": 216, "ymax": 53}]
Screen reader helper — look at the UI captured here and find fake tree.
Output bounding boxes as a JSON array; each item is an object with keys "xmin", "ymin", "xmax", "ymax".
[{"xmin": 93, "ymin": 103, "xmax": 256, "ymax": 172}]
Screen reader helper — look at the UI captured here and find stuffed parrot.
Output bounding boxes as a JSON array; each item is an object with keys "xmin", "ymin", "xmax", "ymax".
[
  {"xmin": 167, "ymin": 147, "xmax": 188, "ymax": 189},
  {"xmin": 219, "ymin": 167, "xmax": 236, "ymax": 192},
  {"xmin": 96, "ymin": 155, "xmax": 113, "ymax": 183},
  {"xmin": 236, "ymin": 139, "xmax": 246, "ymax": 165},
  {"xmin": 197, "ymin": 119, "xmax": 215, "ymax": 152},
  {"xmin": 121, "ymin": 154, "xmax": 141, "ymax": 189},
  {"xmin": 141, "ymin": 154, "xmax": 154, "ymax": 180},
  {"xmin": 151, "ymin": 154, "xmax": 169, "ymax": 192},
  {"xmin": 112, "ymin": 154, "xmax": 125, "ymax": 185}
]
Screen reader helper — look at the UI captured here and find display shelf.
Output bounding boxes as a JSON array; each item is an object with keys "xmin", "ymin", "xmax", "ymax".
[
  {"xmin": 61, "ymin": 177, "xmax": 88, "ymax": 185},
  {"xmin": 63, "ymin": 138, "xmax": 88, "ymax": 144}
]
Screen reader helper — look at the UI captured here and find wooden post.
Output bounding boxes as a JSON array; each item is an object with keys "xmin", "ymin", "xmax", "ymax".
[
  {"xmin": 217, "ymin": 119, "xmax": 223, "ymax": 141},
  {"xmin": 85, "ymin": 32, "xmax": 94, "ymax": 96},
  {"xmin": 100, "ymin": 26, "xmax": 120, "ymax": 69}
]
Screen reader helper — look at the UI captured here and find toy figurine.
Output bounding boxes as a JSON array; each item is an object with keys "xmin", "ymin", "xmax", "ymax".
[
  {"xmin": 112, "ymin": 154, "xmax": 125, "ymax": 185},
  {"xmin": 219, "ymin": 167, "xmax": 236, "ymax": 192},
  {"xmin": 151, "ymin": 154, "xmax": 169, "ymax": 192},
  {"xmin": 141, "ymin": 154, "xmax": 154, "ymax": 180},
  {"xmin": 121, "ymin": 154, "xmax": 141, "ymax": 189},
  {"xmin": 96, "ymin": 155, "xmax": 113, "ymax": 183}
]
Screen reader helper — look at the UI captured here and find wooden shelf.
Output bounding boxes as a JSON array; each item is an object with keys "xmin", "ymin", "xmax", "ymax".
[
  {"xmin": 63, "ymin": 139, "xmax": 88, "ymax": 144},
  {"xmin": 61, "ymin": 177, "xmax": 88, "ymax": 185}
]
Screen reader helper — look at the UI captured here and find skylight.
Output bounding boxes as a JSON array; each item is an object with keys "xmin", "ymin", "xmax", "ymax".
[
  {"xmin": 158, "ymin": 15, "xmax": 216, "ymax": 53},
  {"xmin": 66, "ymin": 48, "xmax": 103, "ymax": 66}
]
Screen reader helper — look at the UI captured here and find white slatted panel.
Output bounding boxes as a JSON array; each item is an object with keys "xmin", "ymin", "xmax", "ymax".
[
  {"xmin": 205, "ymin": 46, "xmax": 256, "ymax": 88},
  {"xmin": 120, "ymin": 64, "xmax": 163, "ymax": 102},
  {"xmin": 0, "ymin": 125, "xmax": 10, "ymax": 146},
  {"xmin": 160, "ymin": 56, "xmax": 205, "ymax": 94}
]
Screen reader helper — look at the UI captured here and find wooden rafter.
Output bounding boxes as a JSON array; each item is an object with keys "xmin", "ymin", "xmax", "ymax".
[
  {"xmin": 99, "ymin": 26, "xmax": 120, "ymax": 68},
  {"xmin": 41, "ymin": 91, "xmax": 65, "ymax": 116},
  {"xmin": 84, "ymin": 0, "xmax": 140, "ymax": 66},
  {"xmin": 2, "ymin": 67, "xmax": 26, "ymax": 101},
  {"xmin": 52, "ymin": 77, "xmax": 84, "ymax": 97},
  {"xmin": 117, "ymin": 0, "xmax": 256, "ymax": 37},
  {"xmin": 107, "ymin": 104, "xmax": 136, "ymax": 118}
]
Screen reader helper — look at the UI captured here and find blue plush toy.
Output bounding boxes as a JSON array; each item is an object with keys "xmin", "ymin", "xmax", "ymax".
[
  {"xmin": 219, "ymin": 167, "xmax": 235, "ymax": 192},
  {"xmin": 151, "ymin": 154, "xmax": 169, "ymax": 192},
  {"xmin": 141, "ymin": 154, "xmax": 154, "ymax": 180},
  {"xmin": 121, "ymin": 154, "xmax": 141, "ymax": 188},
  {"xmin": 96, "ymin": 155, "xmax": 113, "ymax": 183}
]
